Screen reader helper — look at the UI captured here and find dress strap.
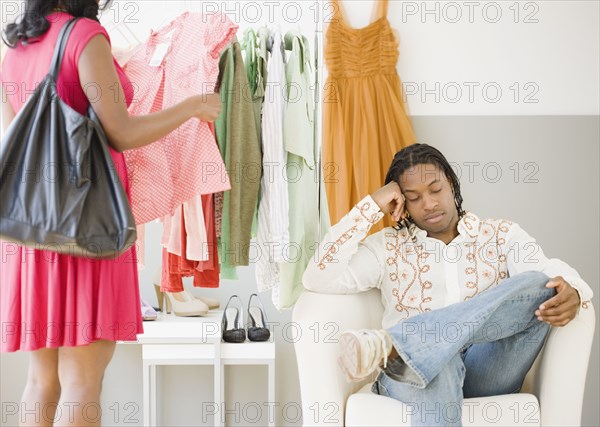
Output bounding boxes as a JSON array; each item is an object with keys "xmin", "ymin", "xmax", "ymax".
[
  {"xmin": 374, "ymin": 0, "xmax": 389, "ymax": 20},
  {"xmin": 332, "ymin": 0, "xmax": 388, "ymax": 25},
  {"xmin": 330, "ymin": 0, "xmax": 341, "ymax": 18}
]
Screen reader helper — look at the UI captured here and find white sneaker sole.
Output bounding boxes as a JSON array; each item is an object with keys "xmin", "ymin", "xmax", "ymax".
[{"xmin": 338, "ymin": 332, "xmax": 364, "ymax": 382}]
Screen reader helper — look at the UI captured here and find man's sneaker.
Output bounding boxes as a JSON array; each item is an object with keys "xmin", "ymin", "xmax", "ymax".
[{"xmin": 338, "ymin": 329, "xmax": 393, "ymax": 382}]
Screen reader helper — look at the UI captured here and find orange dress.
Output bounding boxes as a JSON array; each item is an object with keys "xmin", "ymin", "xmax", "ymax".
[{"xmin": 323, "ymin": 0, "xmax": 415, "ymax": 232}]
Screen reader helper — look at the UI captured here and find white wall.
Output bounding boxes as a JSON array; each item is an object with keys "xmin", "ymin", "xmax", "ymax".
[
  {"xmin": 325, "ymin": 0, "xmax": 599, "ymax": 115},
  {"xmin": 1, "ymin": 1, "xmax": 598, "ymax": 426},
  {"xmin": 1, "ymin": 1, "xmax": 316, "ymax": 425}
]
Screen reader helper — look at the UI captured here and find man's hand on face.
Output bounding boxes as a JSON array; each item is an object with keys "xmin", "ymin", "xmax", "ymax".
[{"xmin": 371, "ymin": 182, "xmax": 407, "ymax": 223}]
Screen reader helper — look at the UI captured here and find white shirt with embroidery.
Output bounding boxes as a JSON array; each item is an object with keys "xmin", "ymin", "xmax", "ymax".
[{"xmin": 303, "ymin": 195, "xmax": 593, "ymax": 329}]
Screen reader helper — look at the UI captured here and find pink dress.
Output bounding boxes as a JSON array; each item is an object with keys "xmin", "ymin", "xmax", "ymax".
[{"xmin": 0, "ymin": 12, "xmax": 143, "ymax": 352}]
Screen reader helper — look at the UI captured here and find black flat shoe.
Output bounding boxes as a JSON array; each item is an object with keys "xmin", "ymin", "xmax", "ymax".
[
  {"xmin": 222, "ymin": 295, "xmax": 246, "ymax": 343},
  {"xmin": 247, "ymin": 293, "xmax": 270, "ymax": 342}
]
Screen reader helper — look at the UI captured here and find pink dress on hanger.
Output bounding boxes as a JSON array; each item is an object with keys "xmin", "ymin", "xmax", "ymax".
[
  {"xmin": 0, "ymin": 12, "xmax": 143, "ymax": 352},
  {"xmin": 122, "ymin": 12, "xmax": 238, "ymax": 225}
]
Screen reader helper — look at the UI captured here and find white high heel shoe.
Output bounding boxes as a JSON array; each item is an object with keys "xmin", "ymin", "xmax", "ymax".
[
  {"xmin": 154, "ymin": 284, "xmax": 209, "ymax": 317},
  {"xmin": 196, "ymin": 295, "xmax": 220, "ymax": 310},
  {"xmin": 153, "ymin": 266, "xmax": 219, "ymax": 309}
]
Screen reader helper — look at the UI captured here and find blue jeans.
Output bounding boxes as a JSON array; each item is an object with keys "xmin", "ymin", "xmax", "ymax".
[{"xmin": 372, "ymin": 271, "xmax": 553, "ymax": 426}]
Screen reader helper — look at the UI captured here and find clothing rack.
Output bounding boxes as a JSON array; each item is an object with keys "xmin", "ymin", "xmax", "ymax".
[{"xmin": 315, "ymin": 0, "xmax": 325, "ymax": 243}]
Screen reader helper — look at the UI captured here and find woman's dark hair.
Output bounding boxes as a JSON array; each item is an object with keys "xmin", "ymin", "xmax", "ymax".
[
  {"xmin": 3, "ymin": 0, "xmax": 113, "ymax": 48},
  {"xmin": 385, "ymin": 143, "xmax": 466, "ymax": 230}
]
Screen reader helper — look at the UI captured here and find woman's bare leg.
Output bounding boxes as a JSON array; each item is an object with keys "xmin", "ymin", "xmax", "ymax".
[
  {"xmin": 54, "ymin": 340, "xmax": 116, "ymax": 427},
  {"xmin": 20, "ymin": 348, "xmax": 60, "ymax": 427}
]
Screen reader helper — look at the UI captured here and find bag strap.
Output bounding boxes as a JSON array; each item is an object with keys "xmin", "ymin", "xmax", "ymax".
[{"xmin": 49, "ymin": 18, "xmax": 81, "ymax": 80}]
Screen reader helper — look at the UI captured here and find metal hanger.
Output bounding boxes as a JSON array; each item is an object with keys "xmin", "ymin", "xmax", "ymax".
[{"xmin": 106, "ymin": 21, "xmax": 141, "ymax": 47}]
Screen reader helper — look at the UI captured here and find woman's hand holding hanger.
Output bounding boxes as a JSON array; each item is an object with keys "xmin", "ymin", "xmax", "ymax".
[{"xmin": 189, "ymin": 93, "xmax": 221, "ymax": 122}]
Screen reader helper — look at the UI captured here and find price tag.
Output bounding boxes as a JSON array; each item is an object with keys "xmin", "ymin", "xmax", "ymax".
[{"xmin": 149, "ymin": 43, "xmax": 170, "ymax": 67}]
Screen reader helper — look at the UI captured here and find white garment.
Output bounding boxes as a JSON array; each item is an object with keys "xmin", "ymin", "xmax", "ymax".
[
  {"xmin": 256, "ymin": 29, "xmax": 289, "ymax": 292},
  {"xmin": 303, "ymin": 195, "xmax": 594, "ymax": 329}
]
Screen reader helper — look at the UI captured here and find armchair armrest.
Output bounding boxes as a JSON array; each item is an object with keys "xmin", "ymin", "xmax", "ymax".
[
  {"xmin": 527, "ymin": 303, "xmax": 596, "ymax": 426},
  {"xmin": 292, "ymin": 289, "xmax": 384, "ymax": 426}
]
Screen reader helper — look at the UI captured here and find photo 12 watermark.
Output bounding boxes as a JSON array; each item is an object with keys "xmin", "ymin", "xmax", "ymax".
[
  {"xmin": 397, "ymin": 1, "xmax": 541, "ymax": 24},
  {"xmin": 1, "ymin": 401, "xmax": 140, "ymax": 425}
]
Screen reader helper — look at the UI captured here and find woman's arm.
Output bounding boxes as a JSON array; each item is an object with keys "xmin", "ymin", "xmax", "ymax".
[{"xmin": 77, "ymin": 35, "xmax": 220, "ymax": 152}]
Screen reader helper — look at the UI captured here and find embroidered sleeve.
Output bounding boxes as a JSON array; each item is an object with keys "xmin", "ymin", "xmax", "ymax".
[
  {"xmin": 563, "ymin": 279, "xmax": 592, "ymax": 314},
  {"xmin": 302, "ymin": 196, "xmax": 385, "ymax": 294},
  {"xmin": 505, "ymin": 223, "xmax": 594, "ymax": 313}
]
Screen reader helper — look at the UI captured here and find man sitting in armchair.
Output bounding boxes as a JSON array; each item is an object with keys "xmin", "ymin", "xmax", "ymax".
[{"xmin": 303, "ymin": 143, "xmax": 593, "ymax": 426}]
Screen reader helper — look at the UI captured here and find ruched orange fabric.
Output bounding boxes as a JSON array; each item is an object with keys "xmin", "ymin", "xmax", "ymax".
[{"xmin": 323, "ymin": 0, "xmax": 416, "ymax": 233}]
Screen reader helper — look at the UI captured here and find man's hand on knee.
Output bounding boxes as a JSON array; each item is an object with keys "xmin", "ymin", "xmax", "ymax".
[{"xmin": 534, "ymin": 276, "xmax": 580, "ymax": 327}]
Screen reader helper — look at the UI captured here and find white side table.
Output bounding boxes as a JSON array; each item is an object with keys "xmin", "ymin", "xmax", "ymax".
[
  {"xmin": 221, "ymin": 342, "xmax": 276, "ymax": 427},
  {"xmin": 136, "ymin": 312, "xmax": 275, "ymax": 427}
]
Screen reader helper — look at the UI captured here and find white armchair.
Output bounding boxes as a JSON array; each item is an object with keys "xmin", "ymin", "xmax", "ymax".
[{"xmin": 293, "ymin": 289, "xmax": 595, "ymax": 426}]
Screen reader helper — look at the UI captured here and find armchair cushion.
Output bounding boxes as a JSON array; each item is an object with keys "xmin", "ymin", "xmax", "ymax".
[{"xmin": 346, "ymin": 384, "xmax": 540, "ymax": 426}]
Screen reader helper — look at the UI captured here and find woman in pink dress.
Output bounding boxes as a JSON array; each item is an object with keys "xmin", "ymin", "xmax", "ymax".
[{"xmin": 1, "ymin": 1, "xmax": 220, "ymax": 425}]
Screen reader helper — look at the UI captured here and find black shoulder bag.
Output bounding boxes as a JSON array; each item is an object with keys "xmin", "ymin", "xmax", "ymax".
[{"xmin": 0, "ymin": 18, "xmax": 137, "ymax": 259}]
